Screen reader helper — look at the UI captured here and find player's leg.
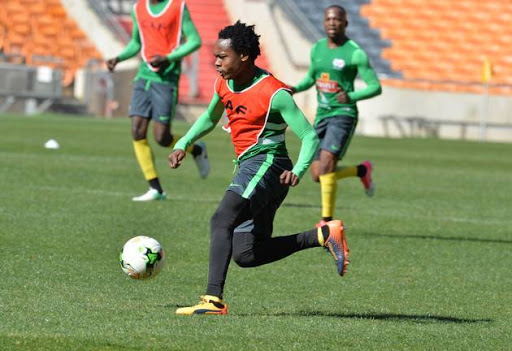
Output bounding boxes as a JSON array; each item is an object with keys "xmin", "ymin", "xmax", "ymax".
[
  {"xmin": 129, "ymin": 79, "xmax": 166, "ymax": 201},
  {"xmin": 329, "ymin": 116, "xmax": 375, "ymax": 197},
  {"xmin": 310, "ymin": 119, "xmax": 337, "ymax": 225},
  {"xmin": 151, "ymin": 81, "xmax": 210, "ymax": 178},
  {"xmin": 232, "ymin": 221, "xmax": 349, "ymax": 277},
  {"xmin": 175, "ymin": 190, "xmax": 251, "ymax": 315},
  {"xmin": 176, "ymin": 154, "xmax": 279, "ymax": 315},
  {"xmin": 313, "ymin": 116, "xmax": 361, "ymax": 224},
  {"xmin": 229, "ymin": 155, "xmax": 349, "ymax": 274}
]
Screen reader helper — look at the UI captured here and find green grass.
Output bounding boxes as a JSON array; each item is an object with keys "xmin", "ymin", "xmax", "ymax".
[{"xmin": 1, "ymin": 113, "xmax": 511, "ymax": 350}]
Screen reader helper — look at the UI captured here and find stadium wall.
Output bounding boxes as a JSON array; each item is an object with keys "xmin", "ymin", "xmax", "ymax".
[{"xmin": 358, "ymin": 86, "xmax": 512, "ymax": 143}]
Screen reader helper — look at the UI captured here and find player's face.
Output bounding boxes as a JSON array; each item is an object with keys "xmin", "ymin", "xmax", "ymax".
[
  {"xmin": 213, "ymin": 39, "xmax": 248, "ymax": 80},
  {"xmin": 324, "ymin": 7, "xmax": 347, "ymax": 39}
]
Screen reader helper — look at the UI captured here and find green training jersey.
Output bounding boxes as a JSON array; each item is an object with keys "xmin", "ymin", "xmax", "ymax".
[
  {"xmin": 117, "ymin": 1, "xmax": 201, "ymax": 85},
  {"xmin": 294, "ymin": 38, "xmax": 381, "ymax": 123}
]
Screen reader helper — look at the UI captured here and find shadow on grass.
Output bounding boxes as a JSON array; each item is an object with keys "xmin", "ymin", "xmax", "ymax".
[
  {"xmin": 362, "ymin": 231, "xmax": 512, "ymax": 245},
  {"xmin": 164, "ymin": 304, "xmax": 491, "ymax": 323},
  {"xmin": 240, "ymin": 311, "xmax": 493, "ymax": 323}
]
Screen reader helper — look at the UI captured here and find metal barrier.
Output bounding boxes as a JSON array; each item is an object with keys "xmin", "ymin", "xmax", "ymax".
[{"xmin": 0, "ymin": 62, "xmax": 62, "ymax": 114}]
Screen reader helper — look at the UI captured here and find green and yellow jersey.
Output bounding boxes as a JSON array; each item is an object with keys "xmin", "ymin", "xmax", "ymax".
[
  {"xmin": 294, "ymin": 38, "xmax": 381, "ymax": 122},
  {"xmin": 117, "ymin": 0, "xmax": 201, "ymax": 85}
]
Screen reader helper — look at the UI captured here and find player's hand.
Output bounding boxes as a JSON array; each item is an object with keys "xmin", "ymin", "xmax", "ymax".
[
  {"xmin": 105, "ymin": 57, "xmax": 119, "ymax": 72},
  {"xmin": 150, "ymin": 55, "xmax": 170, "ymax": 70},
  {"xmin": 169, "ymin": 149, "xmax": 186, "ymax": 169},
  {"xmin": 336, "ymin": 88, "xmax": 349, "ymax": 103},
  {"xmin": 279, "ymin": 170, "xmax": 300, "ymax": 187}
]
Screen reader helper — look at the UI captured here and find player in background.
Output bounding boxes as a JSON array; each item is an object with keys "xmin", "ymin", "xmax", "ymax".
[
  {"xmin": 106, "ymin": 0, "xmax": 209, "ymax": 202},
  {"xmin": 290, "ymin": 5, "xmax": 382, "ymax": 226},
  {"xmin": 169, "ymin": 21, "xmax": 349, "ymax": 315}
]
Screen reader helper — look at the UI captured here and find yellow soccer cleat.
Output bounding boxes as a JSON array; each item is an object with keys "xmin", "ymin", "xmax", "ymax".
[{"xmin": 175, "ymin": 295, "xmax": 228, "ymax": 315}]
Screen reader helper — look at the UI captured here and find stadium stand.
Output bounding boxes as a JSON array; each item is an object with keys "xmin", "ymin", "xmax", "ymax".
[
  {"xmin": 276, "ymin": 0, "xmax": 512, "ymax": 96},
  {"xmin": 0, "ymin": 0, "xmax": 103, "ymax": 88},
  {"xmin": 360, "ymin": 0, "xmax": 512, "ymax": 95}
]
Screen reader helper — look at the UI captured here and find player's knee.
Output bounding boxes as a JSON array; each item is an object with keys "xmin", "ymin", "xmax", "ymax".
[
  {"xmin": 154, "ymin": 133, "xmax": 172, "ymax": 147},
  {"xmin": 132, "ymin": 127, "xmax": 146, "ymax": 140},
  {"xmin": 232, "ymin": 248, "xmax": 256, "ymax": 268}
]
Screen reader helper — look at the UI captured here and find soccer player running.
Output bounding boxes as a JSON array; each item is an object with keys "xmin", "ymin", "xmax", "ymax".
[
  {"xmin": 105, "ymin": 0, "xmax": 210, "ymax": 202},
  {"xmin": 290, "ymin": 5, "xmax": 382, "ymax": 226},
  {"xmin": 169, "ymin": 21, "xmax": 350, "ymax": 315}
]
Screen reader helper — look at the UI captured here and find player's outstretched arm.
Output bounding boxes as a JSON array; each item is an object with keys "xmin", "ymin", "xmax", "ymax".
[
  {"xmin": 271, "ymin": 90, "xmax": 319, "ymax": 185},
  {"xmin": 347, "ymin": 49, "xmax": 382, "ymax": 102},
  {"xmin": 169, "ymin": 94, "xmax": 224, "ymax": 169},
  {"xmin": 106, "ymin": 8, "xmax": 141, "ymax": 71}
]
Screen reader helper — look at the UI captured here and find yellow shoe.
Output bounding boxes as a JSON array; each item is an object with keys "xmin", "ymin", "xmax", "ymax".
[{"xmin": 175, "ymin": 295, "xmax": 228, "ymax": 315}]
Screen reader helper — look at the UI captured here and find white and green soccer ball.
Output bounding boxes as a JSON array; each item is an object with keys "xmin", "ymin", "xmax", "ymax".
[{"xmin": 119, "ymin": 236, "xmax": 165, "ymax": 279}]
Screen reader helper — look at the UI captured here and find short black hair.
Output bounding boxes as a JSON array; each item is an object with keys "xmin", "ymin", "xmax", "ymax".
[
  {"xmin": 326, "ymin": 5, "xmax": 346, "ymax": 14},
  {"xmin": 218, "ymin": 21, "xmax": 261, "ymax": 61}
]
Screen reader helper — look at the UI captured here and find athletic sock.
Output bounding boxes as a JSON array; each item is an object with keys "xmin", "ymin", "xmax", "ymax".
[
  {"xmin": 319, "ymin": 172, "xmax": 337, "ymax": 220},
  {"xmin": 335, "ymin": 165, "xmax": 358, "ymax": 179},
  {"xmin": 316, "ymin": 225, "xmax": 330, "ymax": 246},
  {"xmin": 148, "ymin": 178, "xmax": 164, "ymax": 194},
  {"xmin": 133, "ymin": 139, "xmax": 157, "ymax": 180},
  {"xmin": 357, "ymin": 164, "xmax": 367, "ymax": 178},
  {"xmin": 191, "ymin": 143, "xmax": 202, "ymax": 157}
]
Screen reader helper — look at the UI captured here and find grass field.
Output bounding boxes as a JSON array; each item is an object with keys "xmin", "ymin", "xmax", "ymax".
[{"xmin": 1, "ymin": 113, "xmax": 511, "ymax": 350}]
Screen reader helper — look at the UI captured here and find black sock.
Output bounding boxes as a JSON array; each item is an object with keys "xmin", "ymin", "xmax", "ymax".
[
  {"xmin": 148, "ymin": 178, "xmax": 163, "ymax": 194},
  {"xmin": 357, "ymin": 164, "xmax": 367, "ymax": 178},
  {"xmin": 191, "ymin": 144, "xmax": 202, "ymax": 157}
]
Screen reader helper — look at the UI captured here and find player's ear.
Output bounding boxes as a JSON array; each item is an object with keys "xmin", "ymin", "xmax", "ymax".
[{"xmin": 240, "ymin": 53, "xmax": 249, "ymax": 62}]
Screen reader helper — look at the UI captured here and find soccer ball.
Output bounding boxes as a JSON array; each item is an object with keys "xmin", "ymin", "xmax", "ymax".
[{"xmin": 119, "ymin": 236, "xmax": 165, "ymax": 279}]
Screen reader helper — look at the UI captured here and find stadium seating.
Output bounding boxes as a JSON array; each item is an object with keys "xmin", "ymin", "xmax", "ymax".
[
  {"xmin": 278, "ymin": 0, "xmax": 511, "ymax": 95},
  {"xmin": 360, "ymin": 0, "xmax": 512, "ymax": 94},
  {"xmin": 0, "ymin": 0, "xmax": 103, "ymax": 87}
]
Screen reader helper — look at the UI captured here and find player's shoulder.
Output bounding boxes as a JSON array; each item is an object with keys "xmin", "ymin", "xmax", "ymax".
[
  {"xmin": 344, "ymin": 39, "xmax": 368, "ymax": 59},
  {"xmin": 312, "ymin": 38, "xmax": 328, "ymax": 51},
  {"xmin": 262, "ymin": 70, "xmax": 288, "ymax": 89},
  {"xmin": 344, "ymin": 38, "xmax": 364, "ymax": 51}
]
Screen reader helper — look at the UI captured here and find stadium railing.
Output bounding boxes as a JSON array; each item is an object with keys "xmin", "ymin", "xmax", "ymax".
[{"xmin": 0, "ymin": 61, "xmax": 62, "ymax": 114}]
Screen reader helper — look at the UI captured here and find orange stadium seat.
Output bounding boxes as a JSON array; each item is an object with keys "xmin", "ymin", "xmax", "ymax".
[
  {"xmin": 2, "ymin": 0, "xmax": 102, "ymax": 87},
  {"xmin": 361, "ymin": 0, "xmax": 512, "ymax": 94}
]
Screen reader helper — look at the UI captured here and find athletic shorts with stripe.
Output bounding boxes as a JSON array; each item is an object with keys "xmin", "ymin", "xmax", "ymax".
[
  {"xmin": 128, "ymin": 78, "xmax": 178, "ymax": 125},
  {"xmin": 228, "ymin": 154, "xmax": 292, "ymax": 238},
  {"xmin": 314, "ymin": 115, "xmax": 358, "ymax": 159}
]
